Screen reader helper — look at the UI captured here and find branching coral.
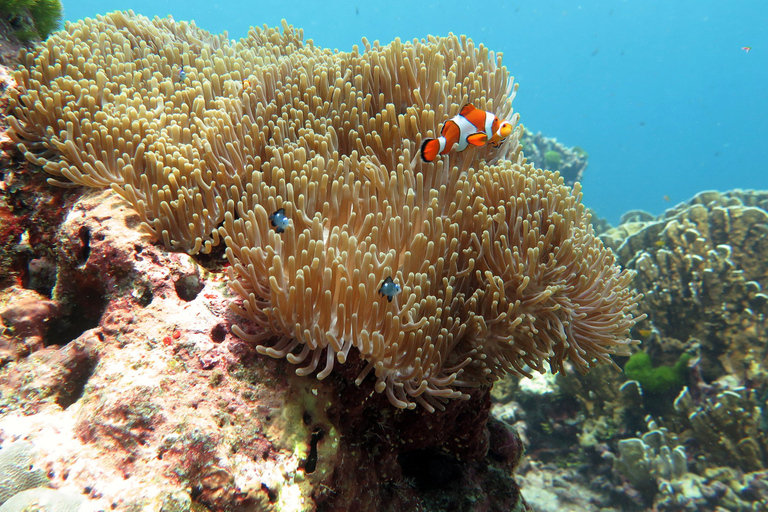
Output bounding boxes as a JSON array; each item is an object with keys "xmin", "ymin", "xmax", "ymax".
[
  {"xmin": 614, "ymin": 416, "xmax": 688, "ymax": 493},
  {"xmin": 6, "ymin": 11, "xmax": 645, "ymax": 410},
  {"xmin": 675, "ymin": 382, "xmax": 768, "ymax": 471}
]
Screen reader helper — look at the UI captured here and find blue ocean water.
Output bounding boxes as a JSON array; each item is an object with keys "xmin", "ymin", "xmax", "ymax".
[{"xmin": 63, "ymin": 1, "xmax": 768, "ymax": 224}]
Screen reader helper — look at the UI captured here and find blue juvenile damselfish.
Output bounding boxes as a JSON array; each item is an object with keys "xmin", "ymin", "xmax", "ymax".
[
  {"xmin": 378, "ymin": 277, "xmax": 401, "ymax": 302},
  {"xmin": 269, "ymin": 208, "xmax": 290, "ymax": 233}
]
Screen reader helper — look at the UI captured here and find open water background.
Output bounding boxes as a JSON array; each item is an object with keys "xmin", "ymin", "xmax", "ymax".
[{"xmin": 64, "ymin": 1, "xmax": 768, "ymax": 224}]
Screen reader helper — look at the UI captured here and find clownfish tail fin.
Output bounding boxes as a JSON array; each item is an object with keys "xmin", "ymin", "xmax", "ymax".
[{"xmin": 420, "ymin": 138, "xmax": 440, "ymax": 163}]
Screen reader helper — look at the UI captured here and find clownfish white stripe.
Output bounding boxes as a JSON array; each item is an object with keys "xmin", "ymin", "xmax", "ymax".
[
  {"xmin": 484, "ymin": 111, "xmax": 495, "ymax": 138},
  {"xmin": 452, "ymin": 114, "xmax": 478, "ymax": 152},
  {"xmin": 438, "ymin": 136, "xmax": 447, "ymax": 154}
]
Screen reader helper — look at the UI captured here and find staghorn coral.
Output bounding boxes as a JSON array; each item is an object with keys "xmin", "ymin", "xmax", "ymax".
[{"xmin": 6, "ymin": 11, "xmax": 644, "ymax": 410}]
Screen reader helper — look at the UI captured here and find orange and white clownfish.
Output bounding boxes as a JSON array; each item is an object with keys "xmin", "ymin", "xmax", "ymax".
[{"xmin": 419, "ymin": 104, "xmax": 514, "ymax": 163}]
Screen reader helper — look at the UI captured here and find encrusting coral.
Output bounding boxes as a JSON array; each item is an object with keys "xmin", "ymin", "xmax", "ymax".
[{"xmin": 7, "ymin": 11, "xmax": 644, "ymax": 410}]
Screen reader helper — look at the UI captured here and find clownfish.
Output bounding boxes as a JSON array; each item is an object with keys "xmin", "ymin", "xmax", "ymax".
[
  {"xmin": 419, "ymin": 104, "xmax": 514, "ymax": 163},
  {"xmin": 378, "ymin": 277, "xmax": 401, "ymax": 302},
  {"xmin": 269, "ymin": 208, "xmax": 290, "ymax": 233}
]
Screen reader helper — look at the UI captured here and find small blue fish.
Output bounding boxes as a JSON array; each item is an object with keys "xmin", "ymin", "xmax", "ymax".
[
  {"xmin": 378, "ymin": 276, "xmax": 401, "ymax": 302},
  {"xmin": 269, "ymin": 208, "xmax": 290, "ymax": 233},
  {"xmin": 177, "ymin": 67, "xmax": 187, "ymax": 82}
]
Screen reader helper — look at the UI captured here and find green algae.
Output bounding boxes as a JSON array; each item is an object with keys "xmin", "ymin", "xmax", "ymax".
[
  {"xmin": 0, "ymin": 0, "xmax": 62, "ymax": 41},
  {"xmin": 544, "ymin": 150, "xmax": 562, "ymax": 170},
  {"xmin": 624, "ymin": 351, "xmax": 691, "ymax": 395}
]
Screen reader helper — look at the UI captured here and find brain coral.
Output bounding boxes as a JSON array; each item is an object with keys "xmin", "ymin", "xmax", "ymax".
[
  {"xmin": 7, "ymin": 11, "xmax": 645, "ymax": 410},
  {"xmin": 0, "ymin": 441, "xmax": 50, "ymax": 505}
]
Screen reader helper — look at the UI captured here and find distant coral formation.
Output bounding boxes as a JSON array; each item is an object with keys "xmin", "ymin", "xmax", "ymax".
[
  {"xmin": 489, "ymin": 188, "xmax": 768, "ymax": 512},
  {"xmin": 562, "ymin": 189, "xmax": 768, "ymax": 509},
  {"xmin": 614, "ymin": 416, "xmax": 688, "ymax": 493},
  {"xmin": 520, "ymin": 130, "xmax": 588, "ymax": 186},
  {"xmin": 675, "ymin": 381, "xmax": 767, "ymax": 472},
  {"xmin": 603, "ymin": 190, "xmax": 768, "ymax": 383},
  {"xmin": 7, "ymin": 11, "xmax": 644, "ymax": 410}
]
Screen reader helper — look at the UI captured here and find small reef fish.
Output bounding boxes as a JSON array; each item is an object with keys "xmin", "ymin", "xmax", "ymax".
[
  {"xmin": 419, "ymin": 104, "xmax": 514, "ymax": 163},
  {"xmin": 378, "ymin": 277, "xmax": 401, "ymax": 302},
  {"xmin": 742, "ymin": 46, "xmax": 752, "ymax": 53},
  {"xmin": 269, "ymin": 208, "xmax": 290, "ymax": 233},
  {"xmin": 177, "ymin": 67, "xmax": 187, "ymax": 82}
]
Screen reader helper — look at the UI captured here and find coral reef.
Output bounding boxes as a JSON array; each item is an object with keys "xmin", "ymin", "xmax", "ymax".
[
  {"xmin": 491, "ymin": 189, "xmax": 768, "ymax": 512},
  {"xmin": 605, "ymin": 190, "xmax": 768, "ymax": 385},
  {"xmin": 6, "ymin": 10, "xmax": 644, "ymax": 413},
  {"xmin": 674, "ymin": 378, "xmax": 767, "ymax": 472},
  {"xmin": 519, "ymin": 129, "xmax": 588, "ymax": 186},
  {"xmin": 605, "ymin": 191, "xmax": 768, "ymax": 510},
  {"xmin": 10, "ymin": 6, "xmax": 768, "ymax": 511}
]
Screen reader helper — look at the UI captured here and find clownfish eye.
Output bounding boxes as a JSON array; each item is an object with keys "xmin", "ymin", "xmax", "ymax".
[{"xmin": 498, "ymin": 122, "xmax": 513, "ymax": 138}]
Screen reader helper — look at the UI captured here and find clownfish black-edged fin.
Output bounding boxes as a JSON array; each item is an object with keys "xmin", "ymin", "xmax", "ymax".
[{"xmin": 420, "ymin": 138, "xmax": 440, "ymax": 162}]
